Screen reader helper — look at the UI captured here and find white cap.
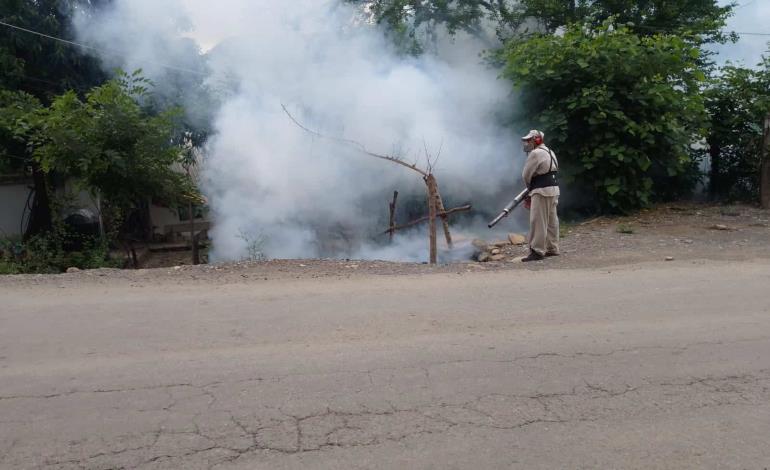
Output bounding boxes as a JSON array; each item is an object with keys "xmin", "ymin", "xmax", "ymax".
[{"xmin": 521, "ymin": 130, "xmax": 544, "ymax": 141}]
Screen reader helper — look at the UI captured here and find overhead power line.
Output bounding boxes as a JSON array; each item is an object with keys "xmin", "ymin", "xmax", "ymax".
[
  {"xmin": 1, "ymin": 17, "xmax": 769, "ymax": 87},
  {"xmin": 735, "ymin": 0, "xmax": 758, "ymax": 11},
  {"xmin": 0, "ymin": 20, "xmax": 208, "ymax": 77}
]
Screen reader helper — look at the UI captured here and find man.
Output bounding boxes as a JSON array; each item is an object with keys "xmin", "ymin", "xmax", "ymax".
[{"xmin": 521, "ymin": 130, "xmax": 560, "ymax": 262}]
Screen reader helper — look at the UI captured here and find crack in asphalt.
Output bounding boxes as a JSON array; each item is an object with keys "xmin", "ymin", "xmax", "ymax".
[
  {"xmin": 3, "ymin": 336, "xmax": 768, "ymax": 402},
  {"xmin": 4, "ymin": 337, "xmax": 770, "ymax": 468},
  {"xmin": 9, "ymin": 367, "xmax": 768, "ymax": 469}
]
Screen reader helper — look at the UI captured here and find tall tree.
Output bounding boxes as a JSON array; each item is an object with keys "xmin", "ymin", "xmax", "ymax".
[
  {"xmin": 355, "ymin": 0, "xmax": 734, "ymax": 48},
  {"xmin": 32, "ymin": 72, "xmax": 198, "ymax": 241},
  {"xmin": 0, "ymin": 0, "xmax": 108, "ymax": 100},
  {"xmin": 1, "ymin": 0, "xmax": 110, "ymax": 236},
  {"xmin": 501, "ymin": 22, "xmax": 708, "ymax": 212},
  {"xmin": 703, "ymin": 56, "xmax": 770, "ymax": 201}
]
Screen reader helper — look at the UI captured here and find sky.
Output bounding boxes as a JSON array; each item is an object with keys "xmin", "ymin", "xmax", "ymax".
[
  {"xmin": 177, "ymin": 0, "xmax": 770, "ymax": 66},
  {"xmin": 711, "ymin": 0, "xmax": 770, "ymax": 66}
]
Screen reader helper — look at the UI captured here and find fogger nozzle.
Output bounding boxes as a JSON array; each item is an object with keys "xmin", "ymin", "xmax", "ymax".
[{"xmin": 488, "ymin": 188, "xmax": 530, "ymax": 229}]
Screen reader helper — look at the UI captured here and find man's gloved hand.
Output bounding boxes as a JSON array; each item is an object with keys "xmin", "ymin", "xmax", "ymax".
[{"xmin": 524, "ymin": 196, "xmax": 532, "ymax": 210}]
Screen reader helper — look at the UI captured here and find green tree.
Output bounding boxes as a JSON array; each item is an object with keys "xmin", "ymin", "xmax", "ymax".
[
  {"xmin": 355, "ymin": 0, "xmax": 734, "ymax": 48},
  {"xmin": 0, "ymin": 89, "xmax": 41, "ymax": 174},
  {"xmin": 501, "ymin": 22, "xmax": 708, "ymax": 212},
  {"xmin": 703, "ymin": 56, "xmax": 770, "ymax": 201},
  {"xmin": 1, "ymin": 0, "xmax": 111, "ymax": 236},
  {"xmin": 31, "ymin": 72, "xmax": 198, "ymax": 241},
  {"xmin": 0, "ymin": 0, "xmax": 108, "ymax": 99}
]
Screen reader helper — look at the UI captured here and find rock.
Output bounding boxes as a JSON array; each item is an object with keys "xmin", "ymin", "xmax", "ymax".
[
  {"xmin": 508, "ymin": 233, "xmax": 526, "ymax": 245},
  {"xmin": 490, "ymin": 248, "xmax": 501, "ymax": 255},
  {"xmin": 492, "ymin": 240, "xmax": 510, "ymax": 247},
  {"xmin": 665, "ymin": 257, "xmax": 675, "ymax": 261},
  {"xmin": 710, "ymin": 224, "xmax": 733, "ymax": 231},
  {"xmin": 490, "ymin": 254, "xmax": 506, "ymax": 261},
  {"xmin": 477, "ymin": 252, "xmax": 491, "ymax": 263},
  {"xmin": 66, "ymin": 267, "xmax": 80, "ymax": 273}
]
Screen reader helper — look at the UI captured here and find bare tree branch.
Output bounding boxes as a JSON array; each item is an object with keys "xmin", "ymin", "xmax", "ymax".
[
  {"xmin": 381, "ymin": 204, "xmax": 472, "ymax": 235},
  {"xmin": 281, "ymin": 104, "xmax": 429, "ymax": 177}
]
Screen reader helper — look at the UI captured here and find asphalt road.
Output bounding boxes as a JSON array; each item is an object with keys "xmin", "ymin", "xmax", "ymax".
[{"xmin": 2, "ymin": 260, "xmax": 770, "ymax": 469}]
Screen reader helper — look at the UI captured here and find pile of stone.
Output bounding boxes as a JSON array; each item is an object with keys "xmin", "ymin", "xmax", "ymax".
[{"xmin": 473, "ymin": 233, "xmax": 527, "ymax": 262}]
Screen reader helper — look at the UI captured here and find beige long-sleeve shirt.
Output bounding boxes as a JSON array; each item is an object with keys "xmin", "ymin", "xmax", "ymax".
[{"xmin": 522, "ymin": 144, "xmax": 560, "ymax": 197}]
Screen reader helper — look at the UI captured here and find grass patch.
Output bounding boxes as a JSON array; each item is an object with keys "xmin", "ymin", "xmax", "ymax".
[{"xmin": 616, "ymin": 223, "xmax": 635, "ymax": 234}]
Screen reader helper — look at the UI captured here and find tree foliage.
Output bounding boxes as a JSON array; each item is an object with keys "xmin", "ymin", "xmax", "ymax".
[
  {"xmin": 355, "ymin": 0, "xmax": 734, "ymax": 49},
  {"xmin": 501, "ymin": 22, "xmax": 708, "ymax": 212},
  {"xmin": 0, "ymin": 89, "xmax": 41, "ymax": 174},
  {"xmin": 31, "ymin": 71, "xmax": 197, "ymax": 236},
  {"xmin": 0, "ymin": 0, "xmax": 109, "ymax": 100},
  {"xmin": 703, "ymin": 57, "xmax": 770, "ymax": 201}
]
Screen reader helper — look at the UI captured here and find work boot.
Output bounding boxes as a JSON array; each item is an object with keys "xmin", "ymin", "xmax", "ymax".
[
  {"xmin": 545, "ymin": 252, "xmax": 560, "ymax": 257},
  {"xmin": 521, "ymin": 251, "xmax": 544, "ymax": 262}
]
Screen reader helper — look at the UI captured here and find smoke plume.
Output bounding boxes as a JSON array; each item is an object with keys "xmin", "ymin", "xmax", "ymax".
[{"xmin": 75, "ymin": 0, "xmax": 524, "ymax": 262}]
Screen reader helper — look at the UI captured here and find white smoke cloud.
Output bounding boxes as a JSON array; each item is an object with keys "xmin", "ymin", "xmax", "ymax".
[{"xmin": 75, "ymin": 0, "xmax": 524, "ymax": 262}]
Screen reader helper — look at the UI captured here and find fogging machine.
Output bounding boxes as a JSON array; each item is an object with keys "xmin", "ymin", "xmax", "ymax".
[{"xmin": 488, "ymin": 188, "xmax": 530, "ymax": 228}]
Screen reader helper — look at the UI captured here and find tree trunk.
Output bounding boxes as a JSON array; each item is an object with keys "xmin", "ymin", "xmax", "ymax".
[
  {"xmin": 425, "ymin": 175, "xmax": 438, "ymax": 265},
  {"xmin": 760, "ymin": 115, "xmax": 770, "ymax": 209},
  {"xmin": 389, "ymin": 191, "xmax": 398, "ymax": 243},
  {"xmin": 708, "ymin": 138, "xmax": 722, "ymax": 199},
  {"xmin": 432, "ymin": 183, "xmax": 453, "ymax": 249},
  {"xmin": 24, "ymin": 163, "xmax": 53, "ymax": 240},
  {"xmin": 189, "ymin": 201, "xmax": 199, "ymax": 265}
]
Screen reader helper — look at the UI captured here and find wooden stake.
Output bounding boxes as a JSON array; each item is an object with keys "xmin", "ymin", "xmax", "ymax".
[
  {"xmin": 426, "ymin": 175, "xmax": 438, "ymax": 265},
  {"xmin": 432, "ymin": 183, "xmax": 453, "ymax": 248},
  {"xmin": 389, "ymin": 190, "xmax": 398, "ymax": 243},
  {"xmin": 760, "ymin": 115, "xmax": 770, "ymax": 209}
]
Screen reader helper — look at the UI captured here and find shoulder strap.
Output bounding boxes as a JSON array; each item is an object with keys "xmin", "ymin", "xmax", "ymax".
[{"xmin": 546, "ymin": 148, "xmax": 557, "ymax": 172}]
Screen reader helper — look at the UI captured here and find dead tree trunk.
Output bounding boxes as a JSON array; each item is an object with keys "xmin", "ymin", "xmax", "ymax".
[
  {"xmin": 389, "ymin": 191, "xmax": 398, "ymax": 243},
  {"xmin": 761, "ymin": 115, "xmax": 770, "ymax": 209},
  {"xmin": 282, "ymin": 105, "xmax": 466, "ymax": 264},
  {"xmin": 425, "ymin": 175, "xmax": 439, "ymax": 264},
  {"xmin": 432, "ymin": 183, "xmax": 453, "ymax": 248}
]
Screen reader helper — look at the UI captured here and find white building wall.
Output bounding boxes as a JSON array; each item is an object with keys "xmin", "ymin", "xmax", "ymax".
[
  {"xmin": 0, "ymin": 181, "xmax": 31, "ymax": 237},
  {"xmin": 149, "ymin": 204, "xmax": 182, "ymax": 235}
]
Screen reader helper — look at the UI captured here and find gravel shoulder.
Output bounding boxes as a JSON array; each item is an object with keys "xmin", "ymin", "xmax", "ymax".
[{"xmin": 1, "ymin": 203, "xmax": 768, "ymax": 289}]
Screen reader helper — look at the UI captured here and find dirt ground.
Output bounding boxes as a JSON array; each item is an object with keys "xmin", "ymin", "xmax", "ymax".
[{"xmin": 1, "ymin": 203, "xmax": 768, "ymax": 287}]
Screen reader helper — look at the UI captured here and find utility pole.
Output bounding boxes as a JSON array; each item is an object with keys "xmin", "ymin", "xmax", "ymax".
[{"xmin": 761, "ymin": 115, "xmax": 770, "ymax": 209}]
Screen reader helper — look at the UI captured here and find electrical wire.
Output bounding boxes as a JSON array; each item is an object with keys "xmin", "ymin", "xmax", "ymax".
[
  {"xmin": 0, "ymin": 20, "xmax": 209, "ymax": 77},
  {"xmin": 735, "ymin": 0, "xmax": 758, "ymax": 11},
  {"xmin": 2, "ymin": 18, "xmax": 770, "ymax": 85}
]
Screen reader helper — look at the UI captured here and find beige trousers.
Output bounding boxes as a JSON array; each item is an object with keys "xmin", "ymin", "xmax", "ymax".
[{"xmin": 528, "ymin": 194, "xmax": 559, "ymax": 256}]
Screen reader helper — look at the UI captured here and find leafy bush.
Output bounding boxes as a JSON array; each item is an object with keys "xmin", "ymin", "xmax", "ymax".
[
  {"xmin": 501, "ymin": 22, "xmax": 708, "ymax": 213},
  {"xmin": 0, "ymin": 230, "xmax": 121, "ymax": 275}
]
